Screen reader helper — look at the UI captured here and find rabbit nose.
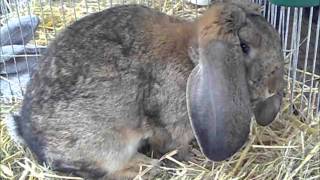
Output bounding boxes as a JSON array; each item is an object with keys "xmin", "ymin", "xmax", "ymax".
[{"xmin": 267, "ymin": 68, "xmax": 283, "ymax": 94}]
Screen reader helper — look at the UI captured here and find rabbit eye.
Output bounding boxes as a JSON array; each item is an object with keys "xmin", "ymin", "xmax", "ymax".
[{"xmin": 240, "ymin": 42, "xmax": 250, "ymax": 54}]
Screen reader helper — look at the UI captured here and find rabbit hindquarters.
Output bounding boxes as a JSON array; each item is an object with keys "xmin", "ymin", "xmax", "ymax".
[{"xmin": 7, "ymin": 5, "xmax": 166, "ymax": 179}]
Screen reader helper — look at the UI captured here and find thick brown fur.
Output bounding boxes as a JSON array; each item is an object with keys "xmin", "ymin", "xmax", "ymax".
[{"xmin": 7, "ymin": 2, "xmax": 284, "ymax": 179}]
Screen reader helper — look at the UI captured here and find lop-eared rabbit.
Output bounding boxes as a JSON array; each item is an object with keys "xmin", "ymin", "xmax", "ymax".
[{"xmin": 6, "ymin": 1, "xmax": 285, "ymax": 179}]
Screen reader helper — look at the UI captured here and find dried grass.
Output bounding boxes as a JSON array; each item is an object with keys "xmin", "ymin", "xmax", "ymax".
[{"xmin": 1, "ymin": 0, "xmax": 319, "ymax": 179}]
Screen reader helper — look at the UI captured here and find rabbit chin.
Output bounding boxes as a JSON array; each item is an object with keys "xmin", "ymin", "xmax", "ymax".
[{"xmin": 4, "ymin": 114, "xmax": 26, "ymax": 145}]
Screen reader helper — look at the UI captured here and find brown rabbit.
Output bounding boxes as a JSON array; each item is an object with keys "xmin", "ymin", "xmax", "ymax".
[{"xmin": 5, "ymin": 1, "xmax": 284, "ymax": 179}]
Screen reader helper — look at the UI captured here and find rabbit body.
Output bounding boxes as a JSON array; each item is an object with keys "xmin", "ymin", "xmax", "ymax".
[
  {"xmin": 14, "ymin": 5, "xmax": 195, "ymax": 178},
  {"xmin": 8, "ymin": 2, "xmax": 284, "ymax": 179}
]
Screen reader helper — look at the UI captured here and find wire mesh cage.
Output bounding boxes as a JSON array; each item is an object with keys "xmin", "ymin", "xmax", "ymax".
[{"xmin": 0, "ymin": 0, "xmax": 319, "ymax": 179}]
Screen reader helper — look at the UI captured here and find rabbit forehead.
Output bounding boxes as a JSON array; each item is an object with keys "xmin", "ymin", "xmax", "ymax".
[
  {"xmin": 247, "ymin": 17, "xmax": 283, "ymax": 67},
  {"xmin": 239, "ymin": 14, "xmax": 283, "ymax": 76},
  {"xmin": 196, "ymin": 3, "xmax": 246, "ymax": 47},
  {"xmin": 241, "ymin": 14, "xmax": 281, "ymax": 49}
]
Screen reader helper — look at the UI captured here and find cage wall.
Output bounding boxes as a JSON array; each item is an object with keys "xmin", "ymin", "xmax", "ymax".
[{"xmin": 0, "ymin": 0, "xmax": 319, "ymax": 120}]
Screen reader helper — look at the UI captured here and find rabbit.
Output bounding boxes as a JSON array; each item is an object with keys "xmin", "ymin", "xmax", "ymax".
[{"xmin": 5, "ymin": 1, "xmax": 285, "ymax": 179}]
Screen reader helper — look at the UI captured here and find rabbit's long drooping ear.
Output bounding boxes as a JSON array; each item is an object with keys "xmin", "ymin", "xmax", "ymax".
[{"xmin": 186, "ymin": 40, "xmax": 252, "ymax": 161}]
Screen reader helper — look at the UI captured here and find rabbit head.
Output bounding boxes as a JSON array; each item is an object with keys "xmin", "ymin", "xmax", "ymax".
[{"xmin": 186, "ymin": 3, "xmax": 284, "ymax": 161}]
